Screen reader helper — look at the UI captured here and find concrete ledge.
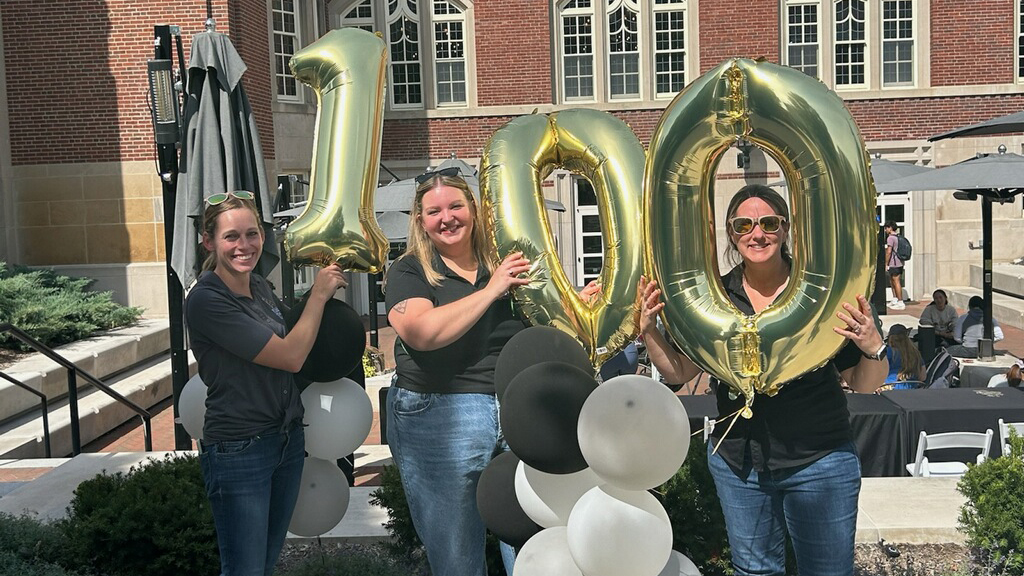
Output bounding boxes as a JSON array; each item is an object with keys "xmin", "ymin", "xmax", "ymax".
[
  {"xmin": 0, "ymin": 319, "xmax": 171, "ymax": 423},
  {"xmin": 947, "ymin": 286, "xmax": 1024, "ymax": 331},
  {"xmin": 857, "ymin": 477, "xmax": 966, "ymax": 544}
]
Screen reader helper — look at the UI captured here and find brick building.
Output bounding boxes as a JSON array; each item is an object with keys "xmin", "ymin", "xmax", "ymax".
[{"xmin": 1, "ymin": 0, "xmax": 1022, "ymax": 316}]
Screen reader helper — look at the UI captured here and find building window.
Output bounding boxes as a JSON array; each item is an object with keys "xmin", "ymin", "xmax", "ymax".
[
  {"xmin": 608, "ymin": 0, "xmax": 640, "ymax": 99},
  {"xmin": 785, "ymin": 2, "xmax": 820, "ymax": 77},
  {"xmin": 387, "ymin": 0, "xmax": 423, "ymax": 108},
  {"xmin": 653, "ymin": 0, "xmax": 687, "ymax": 97},
  {"xmin": 881, "ymin": 0, "xmax": 913, "ymax": 86},
  {"xmin": 273, "ymin": 0, "xmax": 301, "ymax": 100},
  {"xmin": 561, "ymin": 0, "xmax": 595, "ymax": 100},
  {"xmin": 834, "ymin": 0, "xmax": 866, "ymax": 87},
  {"xmin": 556, "ymin": 0, "xmax": 692, "ymax": 103},
  {"xmin": 1018, "ymin": 0, "xmax": 1024, "ymax": 80},
  {"xmin": 432, "ymin": 1, "xmax": 467, "ymax": 105},
  {"xmin": 344, "ymin": 0, "xmax": 375, "ymax": 31}
]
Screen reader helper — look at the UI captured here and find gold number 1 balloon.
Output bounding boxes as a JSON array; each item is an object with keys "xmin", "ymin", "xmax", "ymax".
[
  {"xmin": 645, "ymin": 58, "xmax": 877, "ymax": 414},
  {"xmin": 480, "ymin": 109, "xmax": 646, "ymax": 369},
  {"xmin": 284, "ymin": 28, "xmax": 389, "ymax": 272}
]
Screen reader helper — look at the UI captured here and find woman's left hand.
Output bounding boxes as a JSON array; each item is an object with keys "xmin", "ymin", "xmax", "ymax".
[
  {"xmin": 579, "ymin": 280, "xmax": 601, "ymax": 304},
  {"xmin": 834, "ymin": 294, "xmax": 884, "ymax": 354}
]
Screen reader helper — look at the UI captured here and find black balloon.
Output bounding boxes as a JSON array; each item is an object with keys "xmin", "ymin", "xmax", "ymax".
[
  {"xmin": 500, "ymin": 361, "xmax": 597, "ymax": 474},
  {"xmin": 285, "ymin": 296, "xmax": 366, "ymax": 383},
  {"xmin": 494, "ymin": 326, "xmax": 592, "ymax": 401},
  {"xmin": 476, "ymin": 451, "xmax": 541, "ymax": 548}
]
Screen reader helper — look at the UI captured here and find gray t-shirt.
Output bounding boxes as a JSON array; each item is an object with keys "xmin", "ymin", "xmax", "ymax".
[{"xmin": 185, "ymin": 272, "xmax": 304, "ymax": 442}]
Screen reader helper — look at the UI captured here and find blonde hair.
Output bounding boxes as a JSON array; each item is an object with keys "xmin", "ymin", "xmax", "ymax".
[
  {"xmin": 888, "ymin": 331, "xmax": 923, "ymax": 381},
  {"xmin": 199, "ymin": 193, "xmax": 262, "ymax": 272},
  {"xmin": 398, "ymin": 173, "xmax": 494, "ymax": 287}
]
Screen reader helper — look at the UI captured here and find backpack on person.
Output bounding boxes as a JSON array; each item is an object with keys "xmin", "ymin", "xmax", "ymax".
[
  {"xmin": 924, "ymin": 347, "xmax": 959, "ymax": 388},
  {"xmin": 896, "ymin": 235, "xmax": 913, "ymax": 262}
]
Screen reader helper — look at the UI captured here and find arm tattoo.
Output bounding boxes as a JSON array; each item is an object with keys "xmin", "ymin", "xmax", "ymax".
[{"xmin": 394, "ymin": 300, "xmax": 408, "ymax": 314}]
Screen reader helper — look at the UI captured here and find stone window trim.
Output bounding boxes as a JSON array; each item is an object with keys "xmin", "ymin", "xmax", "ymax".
[{"xmin": 272, "ymin": 0, "xmax": 305, "ymax": 103}]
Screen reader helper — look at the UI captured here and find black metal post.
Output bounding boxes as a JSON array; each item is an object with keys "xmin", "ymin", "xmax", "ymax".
[
  {"xmin": 982, "ymin": 196, "xmax": 994, "ymax": 341},
  {"xmin": 368, "ymin": 272, "xmax": 380, "ymax": 348},
  {"xmin": 873, "ymin": 224, "xmax": 888, "ymax": 314},
  {"xmin": 67, "ymin": 368, "xmax": 81, "ymax": 456},
  {"xmin": 154, "ymin": 25, "xmax": 193, "ymax": 451}
]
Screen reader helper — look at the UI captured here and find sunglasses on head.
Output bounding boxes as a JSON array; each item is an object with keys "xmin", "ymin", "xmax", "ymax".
[
  {"xmin": 206, "ymin": 191, "xmax": 255, "ymax": 206},
  {"xmin": 728, "ymin": 215, "xmax": 787, "ymax": 235},
  {"xmin": 415, "ymin": 166, "xmax": 461, "ymax": 184}
]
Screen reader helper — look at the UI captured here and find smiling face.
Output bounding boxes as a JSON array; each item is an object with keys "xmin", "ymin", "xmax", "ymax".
[
  {"xmin": 202, "ymin": 207, "xmax": 263, "ymax": 277},
  {"xmin": 418, "ymin": 183, "xmax": 475, "ymax": 254},
  {"xmin": 933, "ymin": 290, "xmax": 947, "ymax": 310},
  {"xmin": 728, "ymin": 197, "xmax": 790, "ymax": 267}
]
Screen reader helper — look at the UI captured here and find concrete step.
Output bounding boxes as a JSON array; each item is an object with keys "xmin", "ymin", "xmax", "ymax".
[
  {"xmin": 971, "ymin": 263, "xmax": 1024, "ymax": 298},
  {"xmin": 0, "ymin": 319, "xmax": 170, "ymax": 423},
  {"xmin": 0, "ymin": 352, "xmax": 195, "ymax": 459},
  {"xmin": 946, "ymin": 285, "xmax": 1024, "ymax": 331}
]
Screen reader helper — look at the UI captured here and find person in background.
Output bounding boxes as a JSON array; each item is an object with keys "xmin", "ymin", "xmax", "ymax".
[
  {"xmin": 987, "ymin": 358, "xmax": 1023, "ymax": 388},
  {"xmin": 918, "ymin": 289, "xmax": 957, "ymax": 348},
  {"xmin": 883, "ymin": 324, "xmax": 925, "ymax": 387},
  {"xmin": 185, "ymin": 191, "xmax": 347, "ymax": 576},
  {"xmin": 639, "ymin": 184, "xmax": 887, "ymax": 576},
  {"xmin": 949, "ymin": 296, "xmax": 1005, "ymax": 358},
  {"xmin": 884, "ymin": 221, "xmax": 905, "ymax": 310}
]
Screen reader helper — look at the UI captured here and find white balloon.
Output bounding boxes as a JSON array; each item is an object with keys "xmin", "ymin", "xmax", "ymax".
[
  {"xmin": 658, "ymin": 551, "xmax": 702, "ymax": 576},
  {"xmin": 178, "ymin": 374, "xmax": 207, "ymax": 440},
  {"xmin": 515, "ymin": 462, "xmax": 602, "ymax": 528},
  {"xmin": 577, "ymin": 374, "xmax": 690, "ymax": 490},
  {"xmin": 513, "ymin": 526, "xmax": 584, "ymax": 576},
  {"xmin": 567, "ymin": 485, "xmax": 672, "ymax": 576},
  {"xmin": 300, "ymin": 378, "xmax": 373, "ymax": 460},
  {"xmin": 288, "ymin": 456, "xmax": 351, "ymax": 537}
]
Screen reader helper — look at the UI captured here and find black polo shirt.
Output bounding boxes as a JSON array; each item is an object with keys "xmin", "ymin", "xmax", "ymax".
[
  {"xmin": 710, "ymin": 265, "xmax": 863, "ymax": 472},
  {"xmin": 185, "ymin": 272, "xmax": 304, "ymax": 442},
  {"xmin": 384, "ymin": 253, "xmax": 527, "ymax": 394}
]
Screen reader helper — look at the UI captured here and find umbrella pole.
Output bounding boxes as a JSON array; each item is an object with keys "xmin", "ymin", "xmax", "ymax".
[
  {"xmin": 368, "ymin": 272, "xmax": 379, "ymax": 349},
  {"xmin": 982, "ymin": 196, "xmax": 994, "ymax": 346}
]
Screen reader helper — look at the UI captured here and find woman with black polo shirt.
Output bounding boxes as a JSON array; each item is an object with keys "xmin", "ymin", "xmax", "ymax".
[
  {"xmin": 185, "ymin": 192, "xmax": 347, "ymax": 576},
  {"xmin": 638, "ymin": 185, "xmax": 887, "ymax": 576},
  {"xmin": 383, "ymin": 168, "xmax": 531, "ymax": 576}
]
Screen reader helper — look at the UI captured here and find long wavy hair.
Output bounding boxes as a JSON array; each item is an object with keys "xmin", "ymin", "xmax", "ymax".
[
  {"xmin": 398, "ymin": 173, "xmax": 494, "ymax": 287},
  {"xmin": 199, "ymin": 193, "xmax": 262, "ymax": 273},
  {"xmin": 888, "ymin": 330, "xmax": 923, "ymax": 381},
  {"xmin": 724, "ymin": 184, "xmax": 792, "ymax": 267}
]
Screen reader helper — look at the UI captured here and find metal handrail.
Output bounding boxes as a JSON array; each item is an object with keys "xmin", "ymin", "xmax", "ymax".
[
  {"xmin": 0, "ymin": 323, "xmax": 152, "ymax": 455},
  {"xmin": 0, "ymin": 371, "xmax": 51, "ymax": 457}
]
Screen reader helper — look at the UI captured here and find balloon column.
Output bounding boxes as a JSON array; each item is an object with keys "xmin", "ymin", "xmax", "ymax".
[{"xmin": 480, "ymin": 326, "xmax": 701, "ymax": 576}]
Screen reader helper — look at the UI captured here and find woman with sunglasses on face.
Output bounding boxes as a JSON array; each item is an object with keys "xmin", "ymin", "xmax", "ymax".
[
  {"xmin": 638, "ymin": 184, "xmax": 887, "ymax": 576},
  {"xmin": 185, "ymin": 191, "xmax": 347, "ymax": 576},
  {"xmin": 383, "ymin": 168, "xmax": 530, "ymax": 576}
]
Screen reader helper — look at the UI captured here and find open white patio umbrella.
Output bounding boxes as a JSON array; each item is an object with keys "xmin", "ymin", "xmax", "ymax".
[
  {"xmin": 769, "ymin": 157, "xmax": 933, "ymax": 188},
  {"xmin": 876, "ymin": 148, "xmax": 1024, "ymax": 343}
]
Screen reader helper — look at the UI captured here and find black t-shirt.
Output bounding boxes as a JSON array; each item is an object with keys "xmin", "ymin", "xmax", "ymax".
[
  {"xmin": 710, "ymin": 265, "xmax": 863, "ymax": 472},
  {"xmin": 185, "ymin": 272, "xmax": 304, "ymax": 442},
  {"xmin": 384, "ymin": 253, "xmax": 527, "ymax": 394}
]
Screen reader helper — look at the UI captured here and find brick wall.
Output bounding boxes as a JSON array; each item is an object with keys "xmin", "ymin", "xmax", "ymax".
[
  {"xmin": 848, "ymin": 94, "xmax": 1024, "ymax": 141},
  {"xmin": 474, "ymin": 0, "xmax": 552, "ymax": 106},
  {"xmin": 1, "ymin": 0, "xmax": 274, "ymax": 165},
  {"xmin": 697, "ymin": 0, "xmax": 780, "ymax": 73},
  {"xmin": 931, "ymin": 0, "xmax": 1015, "ymax": 86}
]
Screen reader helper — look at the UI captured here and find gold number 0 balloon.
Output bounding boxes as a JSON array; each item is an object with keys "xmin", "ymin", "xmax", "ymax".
[
  {"xmin": 645, "ymin": 58, "xmax": 877, "ymax": 415},
  {"xmin": 480, "ymin": 109, "xmax": 647, "ymax": 369},
  {"xmin": 283, "ymin": 28, "xmax": 389, "ymax": 272}
]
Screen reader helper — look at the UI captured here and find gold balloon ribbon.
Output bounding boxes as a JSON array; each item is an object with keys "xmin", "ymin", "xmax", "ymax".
[
  {"xmin": 645, "ymin": 58, "xmax": 877, "ymax": 414},
  {"xmin": 480, "ymin": 109, "xmax": 646, "ymax": 369},
  {"xmin": 283, "ymin": 28, "xmax": 389, "ymax": 272}
]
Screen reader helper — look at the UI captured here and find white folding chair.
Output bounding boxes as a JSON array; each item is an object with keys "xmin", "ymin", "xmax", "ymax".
[
  {"xmin": 997, "ymin": 419, "xmax": 1024, "ymax": 457},
  {"xmin": 905, "ymin": 429, "xmax": 994, "ymax": 477},
  {"xmin": 702, "ymin": 416, "xmax": 716, "ymax": 443}
]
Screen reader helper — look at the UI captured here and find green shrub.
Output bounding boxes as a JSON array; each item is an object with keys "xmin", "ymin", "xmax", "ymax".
[
  {"xmin": 0, "ymin": 263, "xmax": 143, "ymax": 351},
  {"xmin": 0, "ymin": 513, "xmax": 80, "ymax": 575},
  {"xmin": 0, "ymin": 550, "xmax": 82, "ymax": 576},
  {"xmin": 57, "ymin": 453, "xmax": 218, "ymax": 576},
  {"xmin": 277, "ymin": 548, "xmax": 413, "ymax": 576},
  {"xmin": 958, "ymin": 429, "xmax": 1024, "ymax": 574}
]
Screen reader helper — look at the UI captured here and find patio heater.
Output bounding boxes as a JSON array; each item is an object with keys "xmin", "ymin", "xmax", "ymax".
[{"xmin": 147, "ymin": 25, "xmax": 193, "ymax": 450}]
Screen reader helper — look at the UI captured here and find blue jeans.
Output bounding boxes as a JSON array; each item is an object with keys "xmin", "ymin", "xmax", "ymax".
[
  {"xmin": 387, "ymin": 387, "xmax": 515, "ymax": 576},
  {"xmin": 199, "ymin": 422, "xmax": 305, "ymax": 576},
  {"xmin": 708, "ymin": 442, "xmax": 861, "ymax": 576}
]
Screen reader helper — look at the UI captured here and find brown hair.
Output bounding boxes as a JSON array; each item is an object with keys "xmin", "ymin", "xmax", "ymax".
[
  {"xmin": 724, "ymin": 184, "xmax": 792, "ymax": 266},
  {"xmin": 199, "ymin": 192, "xmax": 262, "ymax": 272},
  {"xmin": 399, "ymin": 173, "xmax": 494, "ymax": 287},
  {"xmin": 1009, "ymin": 365, "xmax": 1022, "ymax": 388},
  {"xmin": 888, "ymin": 330, "xmax": 923, "ymax": 381}
]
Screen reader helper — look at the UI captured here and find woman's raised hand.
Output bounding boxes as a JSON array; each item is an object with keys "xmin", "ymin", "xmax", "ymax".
[
  {"xmin": 639, "ymin": 275, "xmax": 665, "ymax": 335},
  {"xmin": 311, "ymin": 263, "xmax": 348, "ymax": 301},
  {"xmin": 487, "ymin": 252, "xmax": 532, "ymax": 297},
  {"xmin": 834, "ymin": 294, "xmax": 884, "ymax": 354}
]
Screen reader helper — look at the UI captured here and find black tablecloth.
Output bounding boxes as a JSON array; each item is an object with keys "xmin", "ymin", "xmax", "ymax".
[
  {"xmin": 846, "ymin": 393, "xmax": 906, "ymax": 477},
  {"xmin": 678, "ymin": 392, "xmax": 904, "ymax": 477},
  {"xmin": 882, "ymin": 387, "xmax": 1024, "ymax": 462}
]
